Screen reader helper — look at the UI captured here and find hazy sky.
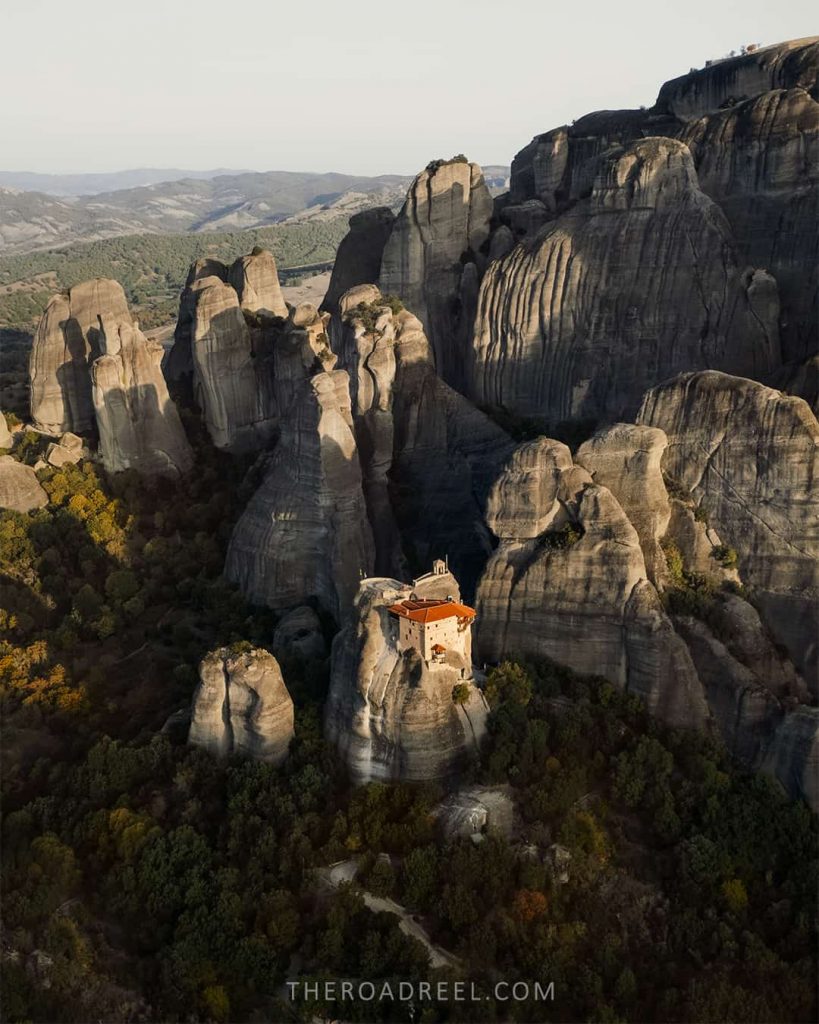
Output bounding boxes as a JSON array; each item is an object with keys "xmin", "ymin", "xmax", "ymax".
[{"xmin": 2, "ymin": 0, "xmax": 815, "ymax": 175}]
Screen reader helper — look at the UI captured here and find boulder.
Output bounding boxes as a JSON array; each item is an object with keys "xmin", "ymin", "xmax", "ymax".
[
  {"xmin": 469, "ymin": 138, "xmax": 780, "ymax": 428},
  {"xmin": 325, "ymin": 576, "xmax": 487, "ymax": 782},
  {"xmin": 188, "ymin": 647, "xmax": 294, "ymax": 763},
  {"xmin": 273, "ymin": 606, "xmax": 327, "ymax": 661},
  {"xmin": 0, "ymin": 456, "xmax": 48, "ymax": 512},
  {"xmin": 380, "ymin": 158, "xmax": 493, "ymax": 387}
]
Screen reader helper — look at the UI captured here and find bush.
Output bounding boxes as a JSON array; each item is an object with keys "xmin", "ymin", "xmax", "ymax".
[{"xmin": 711, "ymin": 544, "xmax": 738, "ymax": 569}]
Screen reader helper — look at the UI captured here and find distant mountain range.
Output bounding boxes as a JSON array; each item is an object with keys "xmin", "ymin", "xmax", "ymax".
[
  {"xmin": 0, "ymin": 168, "xmax": 252, "ymax": 196},
  {"xmin": 0, "ymin": 166, "xmax": 510, "ymax": 255}
]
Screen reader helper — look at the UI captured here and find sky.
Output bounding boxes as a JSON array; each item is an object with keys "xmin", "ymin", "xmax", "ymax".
[{"xmin": 2, "ymin": 0, "xmax": 815, "ymax": 176}]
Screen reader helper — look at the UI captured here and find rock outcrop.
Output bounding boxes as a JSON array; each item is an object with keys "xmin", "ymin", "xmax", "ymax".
[
  {"xmin": 0, "ymin": 414, "xmax": 11, "ymax": 449},
  {"xmin": 576, "ymin": 423, "xmax": 671, "ymax": 585},
  {"xmin": 654, "ymin": 39, "xmax": 819, "ymax": 121},
  {"xmin": 189, "ymin": 277, "xmax": 277, "ymax": 452},
  {"xmin": 335, "ymin": 287, "xmax": 514, "ymax": 592},
  {"xmin": 322, "ymin": 208, "xmax": 395, "ymax": 315},
  {"xmin": 470, "ymin": 138, "xmax": 780, "ymax": 427},
  {"xmin": 227, "ymin": 247, "xmax": 288, "ymax": 318},
  {"xmin": 325, "ymin": 575, "xmax": 487, "ymax": 782},
  {"xmin": 188, "ymin": 647, "xmax": 294, "ymax": 763},
  {"xmin": 164, "ymin": 258, "xmax": 228, "ymax": 383},
  {"xmin": 0, "ymin": 456, "xmax": 48, "ymax": 512},
  {"xmin": 90, "ymin": 297, "xmax": 193, "ymax": 476},
  {"xmin": 224, "ymin": 369, "xmax": 375, "ymax": 620},
  {"xmin": 273, "ymin": 606, "xmax": 327, "ymax": 661},
  {"xmin": 30, "ymin": 279, "xmax": 131, "ymax": 434},
  {"xmin": 379, "ymin": 158, "xmax": 493, "ymax": 387},
  {"xmin": 503, "ymin": 39, "xmax": 818, "ymax": 366},
  {"xmin": 28, "ymin": 279, "xmax": 192, "ymax": 475},
  {"xmin": 637, "ymin": 370, "xmax": 819, "ymax": 686},
  {"xmin": 476, "ymin": 437, "xmax": 710, "ymax": 729}
]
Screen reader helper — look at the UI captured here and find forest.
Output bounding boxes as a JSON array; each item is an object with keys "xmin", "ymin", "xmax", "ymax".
[
  {"xmin": 1, "ymin": 419, "xmax": 816, "ymax": 1023},
  {"xmin": 0, "ymin": 219, "xmax": 347, "ymax": 331}
]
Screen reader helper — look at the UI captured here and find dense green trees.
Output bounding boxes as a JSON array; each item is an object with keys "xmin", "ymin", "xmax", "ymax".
[{"xmin": 0, "ymin": 430, "xmax": 816, "ymax": 1021}]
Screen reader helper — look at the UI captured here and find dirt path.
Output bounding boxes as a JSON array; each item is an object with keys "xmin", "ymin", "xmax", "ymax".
[{"xmin": 322, "ymin": 860, "xmax": 460, "ymax": 970}]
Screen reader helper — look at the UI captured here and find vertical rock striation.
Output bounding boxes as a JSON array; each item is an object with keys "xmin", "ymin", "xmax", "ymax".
[
  {"xmin": 29, "ymin": 278, "xmax": 192, "ymax": 475},
  {"xmin": 470, "ymin": 138, "xmax": 780, "ymax": 427},
  {"xmin": 188, "ymin": 647, "xmax": 294, "ymax": 763},
  {"xmin": 224, "ymin": 369, "xmax": 375, "ymax": 620},
  {"xmin": 637, "ymin": 370, "xmax": 819, "ymax": 687},
  {"xmin": 325, "ymin": 576, "xmax": 487, "ymax": 782},
  {"xmin": 380, "ymin": 158, "xmax": 493, "ymax": 387}
]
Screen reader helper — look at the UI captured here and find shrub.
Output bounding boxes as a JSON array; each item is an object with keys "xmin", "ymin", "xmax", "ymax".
[
  {"xmin": 452, "ymin": 683, "xmax": 471, "ymax": 705},
  {"xmin": 711, "ymin": 545, "xmax": 738, "ymax": 569}
]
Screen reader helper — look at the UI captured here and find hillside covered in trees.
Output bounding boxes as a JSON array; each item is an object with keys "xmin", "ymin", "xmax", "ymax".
[{"xmin": 1, "ymin": 425, "xmax": 815, "ymax": 1023}]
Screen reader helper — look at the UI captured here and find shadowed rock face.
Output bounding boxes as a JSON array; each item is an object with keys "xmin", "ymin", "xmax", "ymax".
[
  {"xmin": 188, "ymin": 647, "xmax": 294, "ymax": 763},
  {"xmin": 470, "ymin": 139, "xmax": 780, "ymax": 427},
  {"xmin": 190, "ymin": 277, "xmax": 278, "ymax": 452},
  {"xmin": 637, "ymin": 370, "xmax": 819, "ymax": 687},
  {"xmin": 324, "ymin": 576, "xmax": 487, "ymax": 783},
  {"xmin": 379, "ymin": 159, "xmax": 493, "ymax": 388},
  {"xmin": 30, "ymin": 278, "xmax": 131, "ymax": 434},
  {"xmin": 335, "ymin": 287, "xmax": 515, "ymax": 595},
  {"xmin": 322, "ymin": 207, "xmax": 396, "ymax": 315},
  {"xmin": 164, "ymin": 258, "xmax": 228, "ymax": 383},
  {"xmin": 680, "ymin": 87, "xmax": 819, "ymax": 363},
  {"xmin": 224, "ymin": 369, "xmax": 375, "ymax": 620},
  {"xmin": 0, "ymin": 456, "xmax": 48, "ymax": 512},
  {"xmin": 653, "ymin": 38, "xmax": 819, "ymax": 121}
]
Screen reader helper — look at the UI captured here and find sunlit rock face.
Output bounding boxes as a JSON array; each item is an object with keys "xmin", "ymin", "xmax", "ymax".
[
  {"xmin": 503, "ymin": 40, "xmax": 818, "ymax": 366},
  {"xmin": 188, "ymin": 647, "xmax": 294, "ymax": 764},
  {"xmin": 379, "ymin": 158, "xmax": 493, "ymax": 388},
  {"xmin": 475, "ymin": 436, "xmax": 709, "ymax": 731},
  {"xmin": 469, "ymin": 138, "xmax": 780, "ymax": 429},
  {"xmin": 637, "ymin": 370, "xmax": 819, "ymax": 687},
  {"xmin": 324, "ymin": 575, "xmax": 487, "ymax": 783},
  {"xmin": 29, "ymin": 278, "xmax": 192, "ymax": 475},
  {"xmin": 30, "ymin": 278, "xmax": 132, "ymax": 435},
  {"xmin": 474, "ymin": 418, "xmax": 818, "ymax": 808},
  {"xmin": 0, "ymin": 456, "xmax": 48, "ymax": 512}
]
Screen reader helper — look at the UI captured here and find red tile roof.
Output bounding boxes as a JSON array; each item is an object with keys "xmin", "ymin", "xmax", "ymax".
[{"xmin": 388, "ymin": 599, "xmax": 476, "ymax": 624}]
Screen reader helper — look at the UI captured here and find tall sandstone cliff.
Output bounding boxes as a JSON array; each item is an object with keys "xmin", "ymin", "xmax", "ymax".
[
  {"xmin": 475, "ymin": 411, "xmax": 818, "ymax": 809},
  {"xmin": 505, "ymin": 38, "xmax": 818, "ymax": 372},
  {"xmin": 224, "ymin": 368, "xmax": 375, "ymax": 621},
  {"xmin": 469, "ymin": 137, "xmax": 780, "ymax": 426},
  {"xmin": 334, "ymin": 286, "xmax": 514, "ymax": 594},
  {"xmin": 379, "ymin": 159, "xmax": 493, "ymax": 387},
  {"xmin": 637, "ymin": 370, "xmax": 819, "ymax": 687},
  {"xmin": 30, "ymin": 279, "xmax": 192, "ymax": 475}
]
